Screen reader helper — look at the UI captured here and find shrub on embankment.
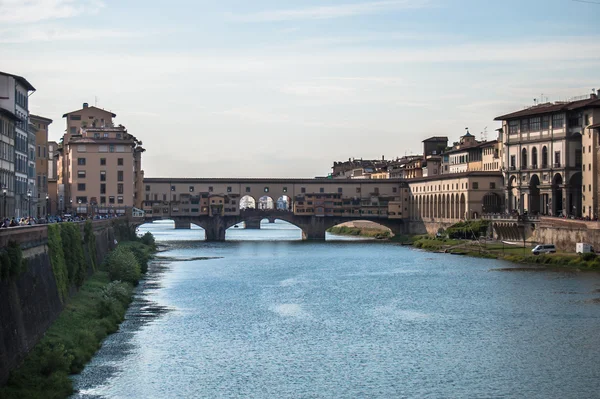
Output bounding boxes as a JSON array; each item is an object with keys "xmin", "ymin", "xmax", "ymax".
[
  {"xmin": 0, "ymin": 228, "xmax": 155, "ymax": 399},
  {"xmin": 0, "ymin": 241, "xmax": 26, "ymax": 282},
  {"xmin": 327, "ymin": 226, "xmax": 391, "ymax": 239}
]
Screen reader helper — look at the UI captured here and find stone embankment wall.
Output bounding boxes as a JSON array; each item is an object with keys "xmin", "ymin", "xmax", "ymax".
[
  {"xmin": 406, "ymin": 220, "xmax": 456, "ymax": 236},
  {"xmin": 531, "ymin": 217, "xmax": 600, "ymax": 252},
  {"xmin": 0, "ymin": 220, "xmax": 117, "ymax": 385}
]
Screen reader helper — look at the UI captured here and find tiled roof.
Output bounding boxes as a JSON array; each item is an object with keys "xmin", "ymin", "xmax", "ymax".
[
  {"xmin": 0, "ymin": 71, "xmax": 35, "ymax": 91},
  {"xmin": 62, "ymin": 105, "xmax": 116, "ymax": 118},
  {"xmin": 495, "ymin": 96, "xmax": 600, "ymax": 120},
  {"xmin": 422, "ymin": 136, "xmax": 448, "ymax": 142}
]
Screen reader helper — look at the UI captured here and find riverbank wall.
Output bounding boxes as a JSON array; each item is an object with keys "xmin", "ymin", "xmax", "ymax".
[
  {"xmin": 531, "ymin": 217, "xmax": 600, "ymax": 252},
  {"xmin": 0, "ymin": 220, "xmax": 118, "ymax": 385}
]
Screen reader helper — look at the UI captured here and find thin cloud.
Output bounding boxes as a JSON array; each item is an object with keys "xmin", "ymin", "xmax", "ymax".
[
  {"xmin": 0, "ymin": 0, "xmax": 105, "ymax": 24},
  {"xmin": 0, "ymin": 27, "xmax": 140, "ymax": 43},
  {"xmin": 229, "ymin": 0, "xmax": 433, "ymax": 22}
]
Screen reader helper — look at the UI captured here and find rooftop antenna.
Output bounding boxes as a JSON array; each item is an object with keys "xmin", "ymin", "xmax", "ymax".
[{"xmin": 482, "ymin": 126, "xmax": 488, "ymax": 141}]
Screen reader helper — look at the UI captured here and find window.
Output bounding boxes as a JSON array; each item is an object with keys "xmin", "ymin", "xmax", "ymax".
[
  {"xmin": 393, "ymin": 187, "xmax": 397, "ymax": 193},
  {"xmin": 162, "ymin": 194, "xmax": 166, "ymax": 201},
  {"xmin": 542, "ymin": 116, "xmax": 550, "ymax": 129},
  {"xmin": 320, "ymin": 187, "xmax": 324, "ymax": 193},
  {"xmin": 171, "ymin": 185, "xmax": 176, "ymax": 191},
  {"xmin": 356, "ymin": 187, "xmax": 361, "ymax": 193},
  {"xmin": 301, "ymin": 187, "xmax": 306, "ymax": 193},
  {"xmin": 575, "ymin": 150, "xmax": 582, "ymax": 167},
  {"xmin": 472, "ymin": 182, "xmax": 479, "ymax": 189},
  {"xmin": 530, "ymin": 117, "xmax": 541, "ymax": 131},
  {"xmin": 264, "ymin": 187, "xmax": 269, "ymax": 193},
  {"xmin": 245, "ymin": 187, "xmax": 251, "ymax": 193},
  {"xmin": 100, "ymin": 196, "xmax": 106, "ymax": 204},
  {"xmin": 490, "ymin": 182, "xmax": 496, "ymax": 189},
  {"xmin": 189, "ymin": 186, "xmax": 194, "ymax": 192},
  {"xmin": 109, "ymin": 145, "xmax": 115, "ymax": 153},
  {"xmin": 146, "ymin": 185, "xmax": 150, "ymax": 191},
  {"xmin": 77, "ymin": 183, "xmax": 86, "ymax": 191},
  {"xmin": 117, "ymin": 158, "xmax": 123, "ymax": 166},
  {"xmin": 554, "ymin": 151, "xmax": 561, "ymax": 167},
  {"xmin": 520, "ymin": 119, "xmax": 529, "ymax": 133},
  {"xmin": 552, "ymin": 114, "xmax": 564, "ymax": 128},
  {"xmin": 75, "ymin": 196, "xmax": 87, "ymax": 204},
  {"xmin": 100, "ymin": 171, "xmax": 106, "ymax": 181},
  {"xmin": 77, "ymin": 158, "xmax": 86, "ymax": 165},
  {"xmin": 117, "ymin": 171, "xmax": 123, "ymax": 182},
  {"xmin": 338, "ymin": 187, "xmax": 343, "ymax": 193},
  {"xmin": 509, "ymin": 121, "xmax": 518, "ymax": 134},
  {"xmin": 209, "ymin": 186, "xmax": 213, "ymax": 192},
  {"xmin": 100, "ymin": 158, "xmax": 106, "ymax": 165},
  {"xmin": 77, "ymin": 170, "xmax": 86, "ymax": 178},
  {"xmin": 227, "ymin": 186, "xmax": 232, "ymax": 193},
  {"xmin": 585, "ymin": 114, "xmax": 590, "ymax": 126},
  {"xmin": 100, "ymin": 183, "xmax": 106, "ymax": 194},
  {"xmin": 70, "ymin": 115, "xmax": 81, "ymax": 120},
  {"xmin": 118, "ymin": 184, "xmax": 124, "ymax": 194},
  {"xmin": 109, "ymin": 196, "xmax": 115, "ymax": 204},
  {"xmin": 542, "ymin": 146, "xmax": 548, "ymax": 168},
  {"xmin": 78, "ymin": 145, "xmax": 86, "ymax": 152}
]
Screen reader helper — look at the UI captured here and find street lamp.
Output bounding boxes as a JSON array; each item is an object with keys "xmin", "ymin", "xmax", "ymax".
[
  {"xmin": 46, "ymin": 194, "xmax": 50, "ymax": 217},
  {"xmin": 2, "ymin": 185, "xmax": 6, "ymax": 220},
  {"xmin": 78, "ymin": 199, "xmax": 82, "ymax": 216},
  {"xmin": 70, "ymin": 198, "xmax": 73, "ymax": 214},
  {"xmin": 27, "ymin": 189, "xmax": 31, "ymax": 219}
]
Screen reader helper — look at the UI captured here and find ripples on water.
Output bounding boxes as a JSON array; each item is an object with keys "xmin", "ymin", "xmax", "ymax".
[{"xmin": 72, "ymin": 220, "xmax": 600, "ymax": 399}]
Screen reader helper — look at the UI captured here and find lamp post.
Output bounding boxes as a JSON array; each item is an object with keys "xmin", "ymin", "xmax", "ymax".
[
  {"xmin": 27, "ymin": 189, "xmax": 31, "ymax": 219},
  {"xmin": 78, "ymin": 199, "xmax": 82, "ymax": 216},
  {"xmin": 46, "ymin": 194, "xmax": 50, "ymax": 217},
  {"xmin": 69, "ymin": 198, "xmax": 73, "ymax": 215},
  {"xmin": 2, "ymin": 185, "xmax": 6, "ymax": 220}
]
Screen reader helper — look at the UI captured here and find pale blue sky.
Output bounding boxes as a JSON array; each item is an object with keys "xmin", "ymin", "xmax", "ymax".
[{"xmin": 1, "ymin": 0, "xmax": 599, "ymax": 177}]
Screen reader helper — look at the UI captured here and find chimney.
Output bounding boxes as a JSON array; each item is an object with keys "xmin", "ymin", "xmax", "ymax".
[
  {"xmin": 382, "ymin": 155, "xmax": 385, "ymax": 161},
  {"xmin": 591, "ymin": 89, "xmax": 597, "ymax": 99},
  {"xmin": 83, "ymin": 102, "xmax": 89, "ymax": 108}
]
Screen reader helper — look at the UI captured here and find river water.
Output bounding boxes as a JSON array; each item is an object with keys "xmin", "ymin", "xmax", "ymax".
[{"xmin": 72, "ymin": 220, "xmax": 600, "ymax": 399}]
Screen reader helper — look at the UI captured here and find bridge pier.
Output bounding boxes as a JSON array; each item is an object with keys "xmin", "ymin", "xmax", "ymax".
[
  {"xmin": 244, "ymin": 219, "xmax": 261, "ymax": 229},
  {"xmin": 203, "ymin": 216, "xmax": 227, "ymax": 241},
  {"xmin": 301, "ymin": 216, "xmax": 327, "ymax": 241},
  {"xmin": 174, "ymin": 220, "xmax": 191, "ymax": 229}
]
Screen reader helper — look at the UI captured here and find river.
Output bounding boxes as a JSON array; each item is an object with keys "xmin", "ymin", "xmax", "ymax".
[{"xmin": 72, "ymin": 220, "xmax": 600, "ymax": 399}]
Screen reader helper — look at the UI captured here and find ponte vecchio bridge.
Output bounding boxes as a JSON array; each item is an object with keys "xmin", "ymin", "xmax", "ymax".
[{"xmin": 141, "ymin": 178, "xmax": 410, "ymax": 241}]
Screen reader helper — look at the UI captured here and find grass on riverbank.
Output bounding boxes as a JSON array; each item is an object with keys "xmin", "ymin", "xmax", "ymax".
[
  {"xmin": 403, "ymin": 235, "xmax": 600, "ymax": 270},
  {"xmin": 327, "ymin": 226, "xmax": 391, "ymax": 239},
  {"xmin": 0, "ymin": 239, "xmax": 155, "ymax": 399}
]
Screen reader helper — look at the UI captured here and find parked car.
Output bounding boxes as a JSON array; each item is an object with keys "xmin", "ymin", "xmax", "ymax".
[{"xmin": 532, "ymin": 244, "xmax": 556, "ymax": 255}]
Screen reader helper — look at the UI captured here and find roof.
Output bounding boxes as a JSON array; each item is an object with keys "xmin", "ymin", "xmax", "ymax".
[
  {"xmin": 462, "ymin": 131, "xmax": 474, "ymax": 137},
  {"xmin": 0, "ymin": 71, "xmax": 35, "ymax": 91},
  {"xmin": 62, "ymin": 105, "xmax": 116, "ymax": 118},
  {"xmin": 29, "ymin": 114, "xmax": 53, "ymax": 124},
  {"xmin": 495, "ymin": 95, "xmax": 600, "ymax": 120},
  {"xmin": 589, "ymin": 123, "xmax": 600, "ymax": 130},
  {"xmin": 0, "ymin": 107, "xmax": 19, "ymax": 121},
  {"xmin": 422, "ymin": 136, "xmax": 448, "ymax": 142}
]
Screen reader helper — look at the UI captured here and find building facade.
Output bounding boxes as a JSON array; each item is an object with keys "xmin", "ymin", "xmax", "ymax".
[
  {"xmin": 0, "ymin": 108, "xmax": 18, "ymax": 218},
  {"xmin": 30, "ymin": 114, "xmax": 52, "ymax": 218},
  {"xmin": 495, "ymin": 92, "xmax": 600, "ymax": 217},
  {"xmin": 58, "ymin": 124, "xmax": 144, "ymax": 216},
  {"xmin": 0, "ymin": 71, "xmax": 36, "ymax": 217}
]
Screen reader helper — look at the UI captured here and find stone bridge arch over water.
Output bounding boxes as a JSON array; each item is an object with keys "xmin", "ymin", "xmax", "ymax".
[{"xmin": 149, "ymin": 209, "xmax": 405, "ymax": 241}]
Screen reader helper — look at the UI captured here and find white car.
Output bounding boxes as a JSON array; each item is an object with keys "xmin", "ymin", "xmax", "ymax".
[{"xmin": 531, "ymin": 244, "xmax": 556, "ymax": 255}]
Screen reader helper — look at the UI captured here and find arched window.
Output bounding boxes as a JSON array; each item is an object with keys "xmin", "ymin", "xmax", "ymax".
[
  {"xmin": 521, "ymin": 148, "xmax": 528, "ymax": 170},
  {"xmin": 532, "ymin": 147, "xmax": 538, "ymax": 168}
]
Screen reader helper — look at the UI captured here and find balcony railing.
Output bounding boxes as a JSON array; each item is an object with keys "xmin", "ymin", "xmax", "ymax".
[
  {"xmin": 553, "ymin": 162, "xmax": 561, "ymax": 168},
  {"xmin": 530, "ymin": 164, "xmax": 538, "ymax": 170},
  {"xmin": 509, "ymin": 166, "xmax": 516, "ymax": 171}
]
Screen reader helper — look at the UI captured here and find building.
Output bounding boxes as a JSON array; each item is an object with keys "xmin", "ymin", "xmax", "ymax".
[
  {"xmin": 495, "ymin": 91, "xmax": 600, "ymax": 217},
  {"xmin": 407, "ymin": 172, "xmax": 504, "ymax": 221},
  {"xmin": 0, "ymin": 71, "xmax": 36, "ymax": 217},
  {"xmin": 30, "ymin": 114, "xmax": 52, "ymax": 218},
  {"xmin": 0, "ymin": 108, "xmax": 18, "ymax": 218},
  {"xmin": 58, "ymin": 103, "xmax": 116, "ymax": 211},
  {"xmin": 47, "ymin": 141, "xmax": 59, "ymax": 215},
  {"xmin": 57, "ymin": 124, "xmax": 145, "ymax": 216}
]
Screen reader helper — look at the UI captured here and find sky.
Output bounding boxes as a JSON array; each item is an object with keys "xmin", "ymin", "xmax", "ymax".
[{"xmin": 1, "ymin": 0, "xmax": 599, "ymax": 178}]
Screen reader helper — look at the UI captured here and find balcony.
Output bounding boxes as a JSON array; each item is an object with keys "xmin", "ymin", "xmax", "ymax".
[
  {"xmin": 553, "ymin": 163, "xmax": 561, "ymax": 168},
  {"xmin": 530, "ymin": 164, "xmax": 538, "ymax": 170},
  {"xmin": 509, "ymin": 166, "xmax": 516, "ymax": 171}
]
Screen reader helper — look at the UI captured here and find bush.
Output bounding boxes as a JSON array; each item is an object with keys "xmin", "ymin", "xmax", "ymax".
[
  {"xmin": 140, "ymin": 231, "xmax": 156, "ymax": 249},
  {"xmin": 60, "ymin": 223, "xmax": 86, "ymax": 287},
  {"xmin": 106, "ymin": 246, "xmax": 141, "ymax": 285},
  {"xmin": 6, "ymin": 241, "xmax": 23, "ymax": 277},
  {"xmin": 579, "ymin": 252, "xmax": 597, "ymax": 261},
  {"xmin": 84, "ymin": 220, "xmax": 97, "ymax": 271}
]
